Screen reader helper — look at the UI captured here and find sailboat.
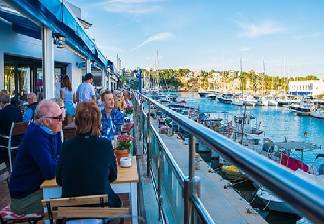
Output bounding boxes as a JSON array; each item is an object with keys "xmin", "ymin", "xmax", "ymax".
[
  {"xmin": 255, "ymin": 60, "xmax": 268, "ymax": 106},
  {"xmin": 232, "ymin": 58, "xmax": 244, "ymax": 106}
]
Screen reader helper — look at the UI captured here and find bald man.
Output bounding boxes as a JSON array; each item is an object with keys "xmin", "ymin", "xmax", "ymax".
[
  {"xmin": 23, "ymin": 93, "xmax": 38, "ymax": 121},
  {"xmin": 9, "ymin": 100, "xmax": 62, "ymax": 214}
]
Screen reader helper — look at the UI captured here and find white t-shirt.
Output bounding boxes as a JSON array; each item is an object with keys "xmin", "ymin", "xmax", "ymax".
[{"xmin": 77, "ymin": 82, "xmax": 95, "ymax": 102}]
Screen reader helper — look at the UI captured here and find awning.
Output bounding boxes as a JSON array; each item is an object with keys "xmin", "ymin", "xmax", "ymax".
[
  {"xmin": 5, "ymin": 0, "xmax": 109, "ymax": 69},
  {"xmin": 0, "ymin": 9, "xmax": 41, "ymax": 39}
]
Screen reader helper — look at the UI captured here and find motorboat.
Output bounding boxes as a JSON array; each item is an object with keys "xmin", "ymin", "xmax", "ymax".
[
  {"xmin": 206, "ymin": 93, "xmax": 217, "ymax": 100},
  {"xmin": 198, "ymin": 91, "xmax": 211, "ymax": 98},
  {"xmin": 256, "ymin": 148, "xmax": 324, "ymax": 215},
  {"xmin": 310, "ymin": 109, "xmax": 324, "ymax": 119},
  {"xmin": 232, "ymin": 96, "xmax": 244, "ymax": 106},
  {"xmin": 243, "ymin": 95, "xmax": 257, "ymax": 106},
  {"xmin": 295, "ymin": 98, "xmax": 316, "ymax": 116},
  {"xmin": 217, "ymin": 93, "xmax": 233, "ymax": 104},
  {"xmin": 268, "ymin": 99, "xmax": 278, "ymax": 106},
  {"xmin": 255, "ymin": 96, "xmax": 268, "ymax": 106}
]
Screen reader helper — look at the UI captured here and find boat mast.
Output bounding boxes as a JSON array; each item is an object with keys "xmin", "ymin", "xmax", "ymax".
[
  {"xmin": 263, "ymin": 59, "xmax": 266, "ymax": 96},
  {"xmin": 240, "ymin": 57, "xmax": 243, "ymax": 95}
]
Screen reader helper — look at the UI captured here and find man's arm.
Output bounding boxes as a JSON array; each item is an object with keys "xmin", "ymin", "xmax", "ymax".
[{"xmin": 29, "ymin": 137, "xmax": 58, "ymax": 180}]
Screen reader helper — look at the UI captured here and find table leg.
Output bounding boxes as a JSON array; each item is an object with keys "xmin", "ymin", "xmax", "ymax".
[{"xmin": 130, "ymin": 183, "xmax": 138, "ymax": 224}]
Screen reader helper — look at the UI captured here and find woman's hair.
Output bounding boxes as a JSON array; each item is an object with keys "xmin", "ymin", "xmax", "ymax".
[
  {"xmin": 62, "ymin": 75, "xmax": 72, "ymax": 91},
  {"xmin": 75, "ymin": 101, "xmax": 101, "ymax": 136}
]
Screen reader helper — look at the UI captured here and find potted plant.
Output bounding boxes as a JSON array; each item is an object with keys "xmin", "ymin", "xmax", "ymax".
[
  {"xmin": 115, "ymin": 134, "xmax": 132, "ymax": 164},
  {"xmin": 125, "ymin": 107, "xmax": 134, "ymax": 115}
]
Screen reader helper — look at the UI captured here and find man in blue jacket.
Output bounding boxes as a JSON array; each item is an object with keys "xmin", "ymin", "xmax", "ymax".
[{"xmin": 9, "ymin": 100, "xmax": 62, "ymax": 214}]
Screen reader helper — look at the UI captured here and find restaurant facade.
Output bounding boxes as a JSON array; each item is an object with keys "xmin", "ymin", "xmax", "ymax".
[{"xmin": 0, "ymin": 0, "xmax": 118, "ymax": 101}]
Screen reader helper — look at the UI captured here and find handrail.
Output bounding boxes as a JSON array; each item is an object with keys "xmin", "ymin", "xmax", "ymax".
[
  {"xmin": 191, "ymin": 194, "xmax": 216, "ymax": 224},
  {"xmin": 150, "ymin": 122, "xmax": 186, "ymax": 185},
  {"xmin": 141, "ymin": 94, "xmax": 324, "ymax": 223}
]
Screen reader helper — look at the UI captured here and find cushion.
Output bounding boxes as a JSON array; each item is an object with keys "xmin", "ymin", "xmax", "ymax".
[{"xmin": 0, "ymin": 205, "xmax": 42, "ymax": 221}]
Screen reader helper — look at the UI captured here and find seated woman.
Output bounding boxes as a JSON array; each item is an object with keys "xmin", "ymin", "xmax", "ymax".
[{"xmin": 56, "ymin": 101, "xmax": 121, "ymax": 207}]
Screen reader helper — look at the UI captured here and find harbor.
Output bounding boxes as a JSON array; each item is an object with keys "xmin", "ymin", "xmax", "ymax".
[
  {"xmin": 145, "ymin": 90, "xmax": 324, "ymax": 223},
  {"xmin": 0, "ymin": 1, "xmax": 324, "ymax": 224}
]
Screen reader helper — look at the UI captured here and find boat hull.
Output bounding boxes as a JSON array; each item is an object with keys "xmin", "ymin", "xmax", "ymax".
[
  {"xmin": 256, "ymin": 189, "xmax": 297, "ymax": 214},
  {"xmin": 310, "ymin": 110, "xmax": 324, "ymax": 119}
]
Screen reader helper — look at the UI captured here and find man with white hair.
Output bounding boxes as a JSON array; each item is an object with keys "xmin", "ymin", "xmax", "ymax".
[
  {"xmin": 23, "ymin": 92, "xmax": 38, "ymax": 121},
  {"xmin": 9, "ymin": 100, "xmax": 62, "ymax": 214}
]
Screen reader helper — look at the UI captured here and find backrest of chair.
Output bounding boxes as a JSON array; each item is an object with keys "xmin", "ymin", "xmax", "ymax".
[
  {"xmin": 0, "ymin": 162, "xmax": 9, "ymax": 183},
  {"xmin": 42, "ymin": 194, "xmax": 109, "ymax": 210},
  {"xmin": 42, "ymin": 194, "xmax": 132, "ymax": 222},
  {"xmin": 11, "ymin": 122, "xmax": 29, "ymax": 136},
  {"xmin": 57, "ymin": 207, "xmax": 130, "ymax": 219}
]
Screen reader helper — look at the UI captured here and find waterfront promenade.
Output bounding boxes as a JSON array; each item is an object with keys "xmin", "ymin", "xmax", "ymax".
[{"xmin": 151, "ymin": 119, "xmax": 267, "ymax": 224}]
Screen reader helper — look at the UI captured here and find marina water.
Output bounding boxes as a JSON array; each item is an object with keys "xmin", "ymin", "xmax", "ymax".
[{"xmin": 178, "ymin": 92, "xmax": 324, "ymax": 223}]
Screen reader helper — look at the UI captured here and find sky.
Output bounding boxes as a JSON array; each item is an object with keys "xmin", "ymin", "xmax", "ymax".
[{"xmin": 69, "ymin": 0, "xmax": 324, "ymax": 77}]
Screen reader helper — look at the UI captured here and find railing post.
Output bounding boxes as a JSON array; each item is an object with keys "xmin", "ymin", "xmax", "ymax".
[
  {"xmin": 157, "ymin": 143, "xmax": 163, "ymax": 221},
  {"xmin": 184, "ymin": 178, "xmax": 190, "ymax": 224},
  {"xmin": 192, "ymin": 176, "xmax": 201, "ymax": 224},
  {"xmin": 189, "ymin": 135, "xmax": 196, "ymax": 181},
  {"xmin": 146, "ymin": 100, "xmax": 151, "ymax": 178},
  {"xmin": 138, "ymin": 95, "xmax": 142, "ymax": 141}
]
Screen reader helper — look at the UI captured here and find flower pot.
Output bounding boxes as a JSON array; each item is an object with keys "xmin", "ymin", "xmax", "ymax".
[{"xmin": 115, "ymin": 149, "xmax": 129, "ymax": 165}]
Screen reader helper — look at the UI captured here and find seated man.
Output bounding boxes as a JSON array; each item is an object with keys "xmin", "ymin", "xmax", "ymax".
[
  {"xmin": 101, "ymin": 91, "xmax": 124, "ymax": 141},
  {"xmin": 9, "ymin": 100, "xmax": 62, "ymax": 214},
  {"xmin": 23, "ymin": 93, "xmax": 38, "ymax": 122},
  {"xmin": 0, "ymin": 92, "xmax": 22, "ymax": 162}
]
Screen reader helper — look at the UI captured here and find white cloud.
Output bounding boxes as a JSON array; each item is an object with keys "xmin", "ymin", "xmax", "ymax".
[
  {"xmin": 236, "ymin": 20, "xmax": 285, "ymax": 38},
  {"xmin": 96, "ymin": 0, "xmax": 164, "ymax": 14},
  {"xmin": 293, "ymin": 32, "xmax": 323, "ymax": 40},
  {"xmin": 132, "ymin": 32, "xmax": 174, "ymax": 50}
]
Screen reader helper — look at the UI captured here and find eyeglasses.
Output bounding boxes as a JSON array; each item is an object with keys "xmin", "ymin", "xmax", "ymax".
[{"xmin": 44, "ymin": 113, "xmax": 63, "ymax": 121}]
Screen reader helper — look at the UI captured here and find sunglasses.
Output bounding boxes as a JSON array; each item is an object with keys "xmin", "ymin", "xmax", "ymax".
[{"xmin": 44, "ymin": 113, "xmax": 63, "ymax": 121}]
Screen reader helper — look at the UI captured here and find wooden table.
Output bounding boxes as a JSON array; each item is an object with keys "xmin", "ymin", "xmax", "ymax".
[{"xmin": 41, "ymin": 157, "xmax": 139, "ymax": 224}]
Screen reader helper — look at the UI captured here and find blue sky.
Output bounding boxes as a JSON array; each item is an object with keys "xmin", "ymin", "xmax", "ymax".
[{"xmin": 69, "ymin": 0, "xmax": 324, "ymax": 77}]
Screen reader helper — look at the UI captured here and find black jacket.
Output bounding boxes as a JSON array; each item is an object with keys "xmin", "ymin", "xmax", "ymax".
[
  {"xmin": 56, "ymin": 135, "xmax": 121, "ymax": 207},
  {"xmin": 0, "ymin": 104, "xmax": 22, "ymax": 136}
]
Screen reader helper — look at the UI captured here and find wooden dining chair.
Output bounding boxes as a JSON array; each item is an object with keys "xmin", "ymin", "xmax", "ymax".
[
  {"xmin": 0, "ymin": 122, "xmax": 29, "ymax": 172},
  {"xmin": 42, "ymin": 195, "xmax": 130, "ymax": 224}
]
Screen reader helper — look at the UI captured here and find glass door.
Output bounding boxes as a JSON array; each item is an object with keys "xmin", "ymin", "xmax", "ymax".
[{"xmin": 4, "ymin": 65, "xmax": 15, "ymax": 96}]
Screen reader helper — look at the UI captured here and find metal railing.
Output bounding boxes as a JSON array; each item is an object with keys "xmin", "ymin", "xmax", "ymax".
[{"xmin": 133, "ymin": 92, "xmax": 324, "ymax": 224}]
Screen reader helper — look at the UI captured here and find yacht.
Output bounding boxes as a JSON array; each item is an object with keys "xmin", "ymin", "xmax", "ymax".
[
  {"xmin": 217, "ymin": 93, "xmax": 233, "ymax": 104},
  {"xmin": 232, "ymin": 95, "xmax": 244, "ymax": 106},
  {"xmin": 243, "ymin": 95, "xmax": 257, "ymax": 106},
  {"xmin": 198, "ymin": 91, "xmax": 211, "ymax": 98},
  {"xmin": 268, "ymin": 98, "xmax": 278, "ymax": 106},
  {"xmin": 310, "ymin": 108, "xmax": 324, "ymax": 119},
  {"xmin": 255, "ymin": 96, "xmax": 268, "ymax": 106},
  {"xmin": 206, "ymin": 93, "xmax": 217, "ymax": 100},
  {"xmin": 295, "ymin": 97, "xmax": 316, "ymax": 116}
]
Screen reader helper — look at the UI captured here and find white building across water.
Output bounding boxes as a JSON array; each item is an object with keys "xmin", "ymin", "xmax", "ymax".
[
  {"xmin": 288, "ymin": 80, "xmax": 324, "ymax": 96},
  {"xmin": 0, "ymin": 0, "xmax": 119, "ymax": 101}
]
